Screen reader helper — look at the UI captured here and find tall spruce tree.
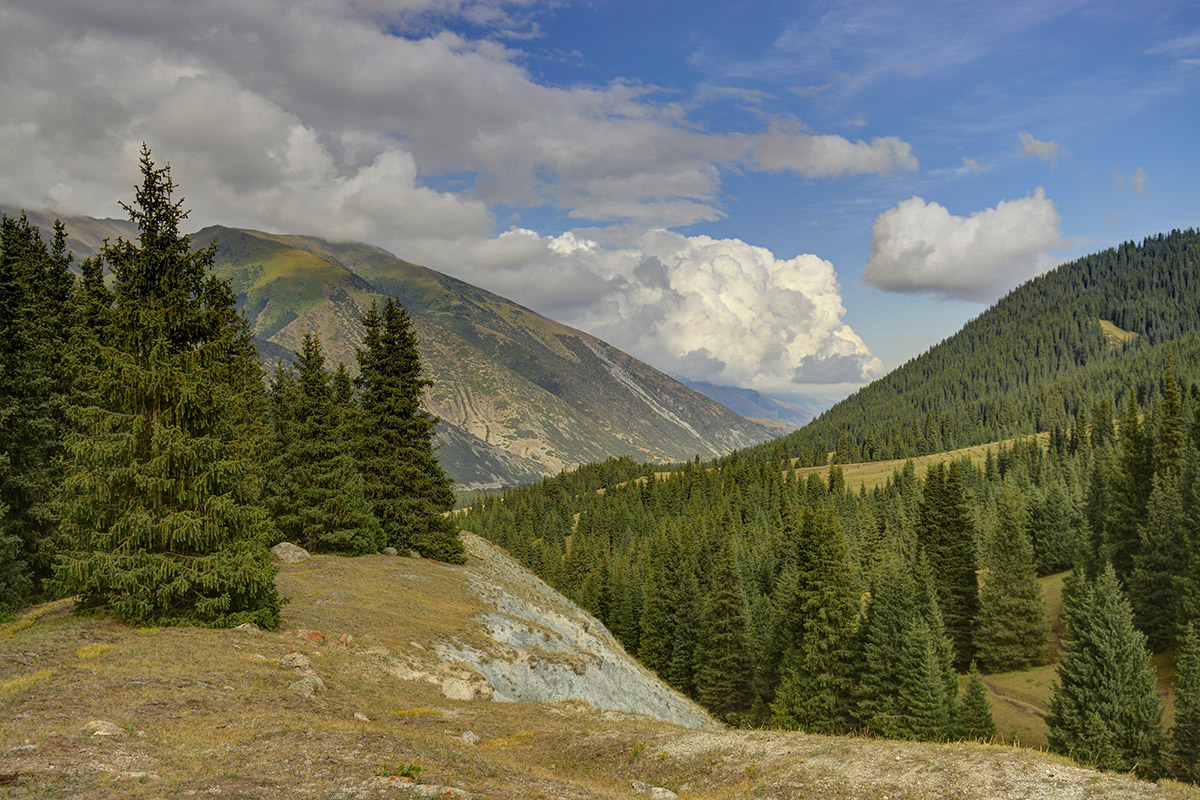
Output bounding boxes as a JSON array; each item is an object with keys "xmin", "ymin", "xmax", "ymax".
[
  {"xmin": 1047, "ymin": 564, "xmax": 1162, "ymax": 775},
  {"xmin": 0, "ymin": 214, "xmax": 74, "ymax": 613},
  {"xmin": 1109, "ymin": 391, "xmax": 1153, "ymax": 580},
  {"xmin": 771, "ymin": 508, "xmax": 858, "ymax": 733},
  {"xmin": 694, "ymin": 534, "xmax": 750, "ymax": 720},
  {"xmin": 267, "ymin": 334, "xmax": 383, "ymax": 555},
  {"xmin": 1130, "ymin": 474, "xmax": 1188, "ymax": 652},
  {"xmin": 918, "ymin": 462, "xmax": 979, "ymax": 668},
  {"xmin": 1171, "ymin": 624, "xmax": 1200, "ymax": 783},
  {"xmin": 51, "ymin": 147, "xmax": 280, "ymax": 628},
  {"xmin": 974, "ymin": 485, "xmax": 1050, "ymax": 671},
  {"xmin": 355, "ymin": 299, "xmax": 462, "ymax": 562}
]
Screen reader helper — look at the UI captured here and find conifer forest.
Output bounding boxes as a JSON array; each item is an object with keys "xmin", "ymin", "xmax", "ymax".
[{"xmin": 3, "ymin": 149, "xmax": 1200, "ymax": 783}]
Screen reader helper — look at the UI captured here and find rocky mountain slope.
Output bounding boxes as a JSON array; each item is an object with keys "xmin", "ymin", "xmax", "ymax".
[
  {"xmin": 5, "ymin": 208, "xmax": 775, "ymax": 490},
  {"xmin": 3, "ymin": 532, "xmax": 1195, "ymax": 800}
]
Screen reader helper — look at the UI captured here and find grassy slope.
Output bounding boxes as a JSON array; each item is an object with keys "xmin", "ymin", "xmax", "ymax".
[
  {"xmin": 2, "ymin": 550, "xmax": 1194, "ymax": 800},
  {"xmin": 793, "ymin": 433, "xmax": 1051, "ymax": 493}
]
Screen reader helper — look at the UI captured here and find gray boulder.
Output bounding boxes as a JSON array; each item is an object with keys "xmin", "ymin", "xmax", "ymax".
[{"xmin": 271, "ymin": 542, "xmax": 310, "ymax": 564}]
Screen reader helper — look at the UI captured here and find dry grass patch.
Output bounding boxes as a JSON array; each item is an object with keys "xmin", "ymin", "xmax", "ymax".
[
  {"xmin": 0, "ymin": 667, "xmax": 55, "ymax": 698},
  {"xmin": 74, "ymin": 643, "xmax": 115, "ymax": 660}
]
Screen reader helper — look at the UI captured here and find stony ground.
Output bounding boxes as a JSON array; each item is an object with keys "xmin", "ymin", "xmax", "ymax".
[{"xmin": 2, "ymin": 537, "xmax": 1197, "ymax": 800}]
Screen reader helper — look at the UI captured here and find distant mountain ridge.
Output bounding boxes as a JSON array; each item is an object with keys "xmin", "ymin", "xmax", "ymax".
[
  {"xmin": 4, "ymin": 207, "xmax": 777, "ymax": 489},
  {"xmin": 679, "ymin": 379, "xmax": 825, "ymax": 430}
]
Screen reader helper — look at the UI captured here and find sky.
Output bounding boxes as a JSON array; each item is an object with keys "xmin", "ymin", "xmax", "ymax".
[{"xmin": 1, "ymin": 0, "xmax": 1197, "ymax": 400}]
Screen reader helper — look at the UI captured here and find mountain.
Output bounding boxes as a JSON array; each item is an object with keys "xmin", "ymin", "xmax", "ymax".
[
  {"xmin": 2, "ymin": 535, "xmax": 1183, "ymax": 800},
  {"xmin": 754, "ymin": 229, "xmax": 1200, "ymax": 465},
  {"xmin": 5, "ymin": 207, "xmax": 776, "ymax": 489},
  {"xmin": 193, "ymin": 225, "xmax": 776, "ymax": 489},
  {"xmin": 679, "ymin": 379, "xmax": 825, "ymax": 430}
]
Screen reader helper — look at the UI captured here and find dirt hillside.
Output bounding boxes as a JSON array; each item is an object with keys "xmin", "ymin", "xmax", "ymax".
[{"xmin": 1, "ymin": 534, "xmax": 1196, "ymax": 799}]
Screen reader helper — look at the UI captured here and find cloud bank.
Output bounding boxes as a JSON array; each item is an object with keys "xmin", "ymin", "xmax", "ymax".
[
  {"xmin": 863, "ymin": 189, "xmax": 1063, "ymax": 302},
  {"xmin": 0, "ymin": 0, "xmax": 893, "ymax": 392},
  {"xmin": 475, "ymin": 229, "xmax": 882, "ymax": 392},
  {"xmin": 0, "ymin": 0, "xmax": 916, "ymax": 237}
]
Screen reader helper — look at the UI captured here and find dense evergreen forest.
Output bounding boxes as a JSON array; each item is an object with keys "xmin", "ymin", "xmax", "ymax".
[
  {"xmin": 0, "ymin": 148, "xmax": 461, "ymax": 626},
  {"xmin": 749, "ymin": 230, "xmax": 1200, "ymax": 465},
  {"xmin": 457, "ymin": 230, "xmax": 1200, "ymax": 779}
]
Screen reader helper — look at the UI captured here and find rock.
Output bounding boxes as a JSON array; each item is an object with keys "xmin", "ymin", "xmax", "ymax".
[
  {"xmin": 296, "ymin": 629, "xmax": 324, "ymax": 644},
  {"xmin": 233, "ymin": 623, "xmax": 261, "ymax": 633},
  {"xmin": 278, "ymin": 652, "xmax": 313, "ymax": 672},
  {"xmin": 301, "ymin": 669, "xmax": 326, "ymax": 692},
  {"xmin": 86, "ymin": 720, "xmax": 124, "ymax": 737},
  {"xmin": 354, "ymin": 712, "xmax": 370, "ymax": 722},
  {"xmin": 339, "ymin": 633, "xmax": 353, "ymax": 647},
  {"xmin": 460, "ymin": 731, "xmax": 481, "ymax": 745},
  {"xmin": 631, "ymin": 780, "xmax": 677, "ymax": 799},
  {"xmin": 382, "ymin": 547, "xmax": 398, "ymax": 556},
  {"xmin": 440, "ymin": 678, "xmax": 476, "ymax": 701},
  {"xmin": 270, "ymin": 542, "xmax": 310, "ymax": 564},
  {"xmin": 410, "ymin": 785, "xmax": 468, "ymax": 798},
  {"xmin": 287, "ymin": 675, "xmax": 320, "ymax": 698}
]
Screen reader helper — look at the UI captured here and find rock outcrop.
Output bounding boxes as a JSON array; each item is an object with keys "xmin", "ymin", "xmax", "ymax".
[{"xmin": 436, "ymin": 534, "xmax": 717, "ymax": 730}]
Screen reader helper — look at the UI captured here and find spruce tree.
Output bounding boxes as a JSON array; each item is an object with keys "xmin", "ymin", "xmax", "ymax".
[
  {"xmin": 355, "ymin": 299, "xmax": 462, "ymax": 562},
  {"xmin": 771, "ymin": 508, "xmax": 858, "ymax": 733},
  {"xmin": 1171, "ymin": 624, "xmax": 1200, "ymax": 783},
  {"xmin": 268, "ymin": 334, "xmax": 383, "ymax": 555},
  {"xmin": 0, "ymin": 214, "xmax": 73, "ymax": 613},
  {"xmin": 1047, "ymin": 564, "xmax": 1162, "ymax": 775},
  {"xmin": 1109, "ymin": 391, "xmax": 1153, "ymax": 580},
  {"xmin": 694, "ymin": 535, "xmax": 750, "ymax": 720},
  {"xmin": 957, "ymin": 662, "xmax": 998, "ymax": 741},
  {"xmin": 1130, "ymin": 474, "xmax": 1187, "ymax": 652},
  {"xmin": 974, "ymin": 486, "xmax": 1050, "ymax": 671},
  {"xmin": 51, "ymin": 147, "xmax": 280, "ymax": 628},
  {"xmin": 918, "ymin": 462, "xmax": 980, "ymax": 669},
  {"xmin": 854, "ymin": 556, "xmax": 917, "ymax": 737},
  {"xmin": 895, "ymin": 618, "xmax": 952, "ymax": 740}
]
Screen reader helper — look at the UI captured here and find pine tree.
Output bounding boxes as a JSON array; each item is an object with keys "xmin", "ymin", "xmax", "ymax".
[
  {"xmin": 974, "ymin": 486, "xmax": 1050, "ymax": 671},
  {"xmin": 854, "ymin": 556, "xmax": 917, "ymax": 737},
  {"xmin": 1109, "ymin": 391, "xmax": 1153, "ymax": 580},
  {"xmin": 1047, "ymin": 564, "xmax": 1162, "ymax": 775},
  {"xmin": 268, "ymin": 334, "xmax": 383, "ymax": 555},
  {"xmin": 694, "ymin": 535, "xmax": 750, "ymax": 720},
  {"xmin": 1171, "ymin": 624, "xmax": 1200, "ymax": 783},
  {"xmin": 50, "ymin": 147, "xmax": 280, "ymax": 628},
  {"xmin": 918, "ymin": 462, "xmax": 979, "ymax": 668},
  {"xmin": 957, "ymin": 662, "xmax": 998, "ymax": 741},
  {"xmin": 771, "ymin": 508, "xmax": 858, "ymax": 733},
  {"xmin": 1130, "ymin": 474, "xmax": 1187, "ymax": 652},
  {"xmin": 667, "ymin": 559, "xmax": 701, "ymax": 695},
  {"xmin": 0, "ymin": 214, "xmax": 74, "ymax": 613},
  {"xmin": 896, "ymin": 618, "xmax": 952, "ymax": 740},
  {"xmin": 355, "ymin": 299, "xmax": 462, "ymax": 562}
]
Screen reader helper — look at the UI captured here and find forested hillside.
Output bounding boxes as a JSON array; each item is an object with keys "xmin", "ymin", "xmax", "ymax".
[
  {"xmin": 761, "ymin": 230, "xmax": 1200, "ymax": 465},
  {"xmin": 457, "ymin": 230, "xmax": 1200, "ymax": 781}
]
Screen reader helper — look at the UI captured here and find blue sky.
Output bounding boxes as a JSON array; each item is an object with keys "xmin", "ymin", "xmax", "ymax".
[{"xmin": 1, "ymin": 0, "xmax": 1197, "ymax": 399}]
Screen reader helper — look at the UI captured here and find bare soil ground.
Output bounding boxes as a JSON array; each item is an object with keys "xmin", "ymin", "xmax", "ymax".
[{"xmin": 2, "ymin": 540, "xmax": 1196, "ymax": 800}]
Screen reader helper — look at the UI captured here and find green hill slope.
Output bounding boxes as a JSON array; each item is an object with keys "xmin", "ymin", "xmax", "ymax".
[{"xmin": 764, "ymin": 229, "xmax": 1200, "ymax": 465}]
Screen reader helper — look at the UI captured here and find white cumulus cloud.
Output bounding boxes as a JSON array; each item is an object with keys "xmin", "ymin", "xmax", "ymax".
[
  {"xmin": 463, "ymin": 229, "xmax": 883, "ymax": 392},
  {"xmin": 863, "ymin": 189, "xmax": 1063, "ymax": 302}
]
